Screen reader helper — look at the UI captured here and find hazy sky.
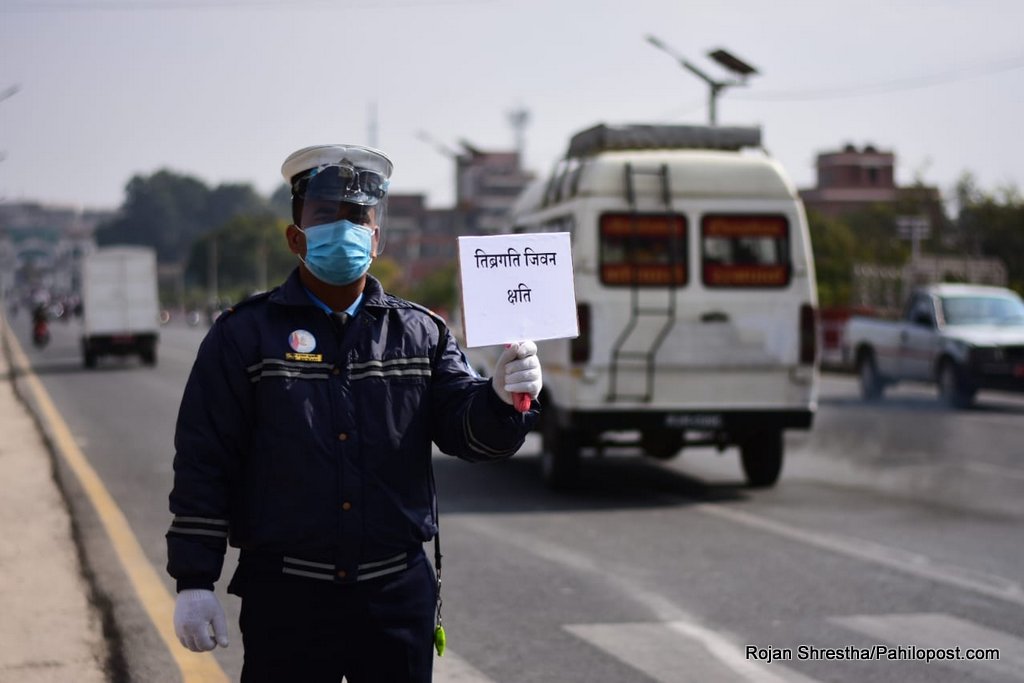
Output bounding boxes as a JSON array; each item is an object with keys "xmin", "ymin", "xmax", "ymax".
[{"xmin": 1, "ymin": 0, "xmax": 1022, "ymax": 211}]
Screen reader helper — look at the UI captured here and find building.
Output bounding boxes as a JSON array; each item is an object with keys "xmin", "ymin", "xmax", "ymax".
[
  {"xmin": 385, "ymin": 141, "xmax": 534, "ymax": 289},
  {"xmin": 0, "ymin": 201, "xmax": 109, "ymax": 299},
  {"xmin": 798, "ymin": 143, "xmax": 944, "ymax": 228},
  {"xmin": 454, "ymin": 143, "xmax": 535, "ymax": 234}
]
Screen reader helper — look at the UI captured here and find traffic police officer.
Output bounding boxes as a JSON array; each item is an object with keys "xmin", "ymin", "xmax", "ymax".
[{"xmin": 167, "ymin": 144, "xmax": 542, "ymax": 682}]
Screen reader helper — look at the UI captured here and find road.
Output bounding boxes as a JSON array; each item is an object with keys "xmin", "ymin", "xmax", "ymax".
[{"xmin": 9, "ymin": 313, "xmax": 1024, "ymax": 682}]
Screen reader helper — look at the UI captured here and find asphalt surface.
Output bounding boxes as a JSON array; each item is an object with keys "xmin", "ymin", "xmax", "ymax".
[{"xmin": 5, "ymin": 313, "xmax": 1024, "ymax": 682}]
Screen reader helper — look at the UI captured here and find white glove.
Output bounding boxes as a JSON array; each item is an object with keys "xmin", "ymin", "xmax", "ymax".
[
  {"xmin": 491, "ymin": 340, "xmax": 542, "ymax": 406},
  {"xmin": 174, "ymin": 589, "xmax": 229, "ymax": 652}
]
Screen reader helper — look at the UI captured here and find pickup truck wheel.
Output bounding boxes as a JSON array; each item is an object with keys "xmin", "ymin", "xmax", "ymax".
[
  {"xmin": 540, "ymin": 411, "xmax": 581, "ymax": 490},
  {"xmin": 739, "ymin": 431, "xmax": 784, "ymax": 488},
  {"xmin": 857, "ymin": 353, "xmax": 884, "ymax": 401},
  {"xmin": 938, "ymin": 360, "xmax": 976, "ymax": 409}
]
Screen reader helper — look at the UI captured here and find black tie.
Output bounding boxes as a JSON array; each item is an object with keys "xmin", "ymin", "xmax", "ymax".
[{"xmin": 330, "ymin": 312, "xmax": 349, "ymax": 335}]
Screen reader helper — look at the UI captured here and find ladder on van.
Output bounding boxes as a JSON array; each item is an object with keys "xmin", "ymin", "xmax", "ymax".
[{"xmin": 606, "ymin": 162, "xmax": 681, "ymax": 403}]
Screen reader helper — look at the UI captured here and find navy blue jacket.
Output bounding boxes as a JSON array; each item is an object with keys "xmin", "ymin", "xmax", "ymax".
[{"xmin": 167, "ymin": 270, "xmax": 537, "ymax": 591}]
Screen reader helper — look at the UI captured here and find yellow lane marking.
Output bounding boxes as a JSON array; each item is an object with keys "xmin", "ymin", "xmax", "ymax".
[{"xmin": 2, "ymin": 324, "xmax": 228, "ymax": 682}]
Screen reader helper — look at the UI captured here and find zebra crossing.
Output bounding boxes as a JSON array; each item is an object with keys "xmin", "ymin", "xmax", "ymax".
[{"xmin": 435, "ymin": 611, "xmax": 1023, "ymax": 683}]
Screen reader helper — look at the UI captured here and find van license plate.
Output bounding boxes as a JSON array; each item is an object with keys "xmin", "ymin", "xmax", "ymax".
[{"xmin": 665, "ymin": 414, "xmax": 723, "ymax": 429}]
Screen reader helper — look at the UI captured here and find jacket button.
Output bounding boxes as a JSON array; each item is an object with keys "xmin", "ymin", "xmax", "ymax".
[
  {"xmin": 338, "ymin": 433, "xmax": 348, "ymax": 441},
  {"xmin": 342, "ymin": 501, "xmax": 352, "ymax": 511},
  {"xmin": 337, "ymin": 570, "xmax": 347, "ymax": 579},
  {"xmin": 332, "ymin": 367, "xmax": 341, "ymax": 375}
]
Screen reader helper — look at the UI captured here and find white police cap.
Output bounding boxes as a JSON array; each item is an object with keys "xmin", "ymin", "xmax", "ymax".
[{"xmin": 281, "ymin": 144, "xmax": 394, "ymax": 184}]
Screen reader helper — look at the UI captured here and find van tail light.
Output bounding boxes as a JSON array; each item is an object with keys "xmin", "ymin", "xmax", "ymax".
[
  {"xmin": 571, "ymin": 303, "xmax": 591, "ymax": 364},
  {"xmin": 800, "ymin": 303, "xmax": 818, "ymax": 365}
]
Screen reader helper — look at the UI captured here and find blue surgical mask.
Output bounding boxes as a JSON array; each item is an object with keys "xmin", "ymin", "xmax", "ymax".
[{"xmin": 298, "ymin": 219, "xmax": 373, "ymax": 286}]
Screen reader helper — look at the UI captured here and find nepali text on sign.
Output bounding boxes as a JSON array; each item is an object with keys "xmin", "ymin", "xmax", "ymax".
[{"xmin": 457, "ymin": 232, "xmax": 578, "ymax": 348}]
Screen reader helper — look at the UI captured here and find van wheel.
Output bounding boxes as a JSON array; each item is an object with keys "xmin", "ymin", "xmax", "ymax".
[
  {"xmin": 857, "ymin": 351, "xmax": 884, "ymax": 401},
  {"xmin": 739, "ymin": 431, "xmax": 784, "ymax": 488},
  {"xmin": 938, "ymin": 359, "xmax": 975, "ymax": 409},
  {"xmin": 641, "ymin": 430, "xmax": 684, "ymax": 460},
  {"xmin": 141, "ymin": 347, "xmax": 157, "ymax": 366},
  {"xmin": 540, "ymin": 414, "xmax": 581, "ymax": 490},
  {"xmin": 83, "ymin": 350, "xmax": 97, "ymax": 369}
]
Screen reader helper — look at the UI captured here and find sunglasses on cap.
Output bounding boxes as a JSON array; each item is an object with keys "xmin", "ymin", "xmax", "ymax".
[{"xmin": 291, "ymin": 162, "xmax": 389, "ymax": 206}]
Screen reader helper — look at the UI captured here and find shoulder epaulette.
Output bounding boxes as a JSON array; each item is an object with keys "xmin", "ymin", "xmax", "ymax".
[
  {"xmin": 405, "ymin": 301, "xmax": 448, "ymax": 328},
  {"xmin": 214, "ymin": 289, "xmax": 275, "ymax": 321}
]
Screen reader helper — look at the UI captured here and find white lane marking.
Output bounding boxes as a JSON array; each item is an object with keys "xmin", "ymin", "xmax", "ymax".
[
  {"xmin": 832, "ymin": 613, "xmax": 1024, "ymax": 678},
  {"xmin": 567, "ymin": 622, "xmax": 821, "ymax": 683},
  {"xmin": 695, "ymin": 504, "xmax": 1024, "ymax": 607},
  {"xmin": 434, "ymin": 650, "xmax": 498, "ymax": 683},
  {"xmin": 458, "ymin": 518, "xmax": 824, "ymax": 683},
  {"xmin": 960, "ymin": 462, "xmax": 1024, "ymax": 481}
]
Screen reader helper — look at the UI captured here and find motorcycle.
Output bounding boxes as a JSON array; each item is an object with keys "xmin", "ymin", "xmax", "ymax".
[{"xmin": 32, "ymin": 316, "xmax": 50, "ymax": 348}]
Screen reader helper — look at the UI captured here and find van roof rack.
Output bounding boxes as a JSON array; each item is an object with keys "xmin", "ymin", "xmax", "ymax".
[{"xmin": 566, "ymin": 123, "xmax": 762, "ymax": 158}]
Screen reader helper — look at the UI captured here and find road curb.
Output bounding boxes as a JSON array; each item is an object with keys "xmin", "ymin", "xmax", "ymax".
[{"xmin": 0, "ymin": 316, "xmax": 116, "ymax": 682}]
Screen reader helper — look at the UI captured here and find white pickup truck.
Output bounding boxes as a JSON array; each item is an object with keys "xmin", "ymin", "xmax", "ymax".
[{"xmin": 844, "ymin": 283, "xmax": 1024, "ymax": 407}]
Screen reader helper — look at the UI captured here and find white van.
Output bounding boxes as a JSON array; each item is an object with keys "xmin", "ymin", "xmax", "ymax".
[{"xmin": 508, "ymin": 124, "xmax": 819, "ymax": 488}]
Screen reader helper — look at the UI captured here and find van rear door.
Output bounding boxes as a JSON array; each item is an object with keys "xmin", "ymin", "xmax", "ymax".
[{"xmin": 594, "ymin": 210, "xmax": 811, "ymax": 407}]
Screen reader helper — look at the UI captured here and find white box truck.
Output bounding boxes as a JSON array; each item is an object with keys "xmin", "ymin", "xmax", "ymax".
[
  {"xmin": 490, "ymin": 123, "xmax": 819, "ymax": 489},
  {"xmin": 81, "ymin": 246, "xmax": 160, "ymax": 368}
]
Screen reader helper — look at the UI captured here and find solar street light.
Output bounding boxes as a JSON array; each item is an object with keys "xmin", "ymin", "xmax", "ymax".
[{"xmin": 646, "ymin": 37, "xmax": 760, "ymax": 126}]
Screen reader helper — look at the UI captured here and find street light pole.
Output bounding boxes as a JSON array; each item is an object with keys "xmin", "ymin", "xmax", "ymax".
[
  {"xmin": 645, "ymin": 36, "xmax": 758, "ymax": 127},
  {"xmin": 678, "ymin": 58, "xmax": 725, "ymax": 125}
]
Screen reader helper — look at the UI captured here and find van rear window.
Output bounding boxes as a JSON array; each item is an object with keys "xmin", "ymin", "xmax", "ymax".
[
  {"xmin": 701, "ymin": 215, "xmax": 790, "ymax": 288},
  {"xmin": 599, "ymin": 213, "xmax": 687, "ymax": 287}
]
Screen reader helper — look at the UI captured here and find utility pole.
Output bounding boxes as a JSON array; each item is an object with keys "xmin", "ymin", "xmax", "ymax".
[
  {"xmin": 645, "ymin": 36, "xmax": 758, "ymax": 126},
  {"xmin": 258, "ymin": 233, "xmax": 268, "ymax": 293},
  {"xmin": 506, "ymin": 106, "xmax": 530, "ymax": 164},
  {"xmin": 368, "ymin": 100, "xmax": 379, "ymax": 149},
  {"xmin": 207, "ymin": 238, "xmax": 218, "ymax": 306}
]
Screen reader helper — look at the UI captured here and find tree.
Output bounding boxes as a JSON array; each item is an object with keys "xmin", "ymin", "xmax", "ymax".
[
  {"xmin": 952, "ymin": 173, "xmax": 1024, "ymax": 292},
  {"xmin": 409, "ymin": 263, "xmax": 459, "ymax": 317},
  {"xmin": 185, "ymin": 213, "xmax": 295, "ymax": 303},
  {"xmin": 807, "ymin": 205, "xmax": 910, "ymax": 307},
  {"xmin": 369, "ymin": 256, "xmax": 404, "ymax": 293},
  {"xmin": 97, "ymin": 170, "xmax": 208, "ymax": 263},
  {"xmin": 269, "ymin": 183, "xmax": 292, "ymax": 222},
  {"xmin": 96, "ymin": 170, "xmax": 270, "ymax": 264},
  {"xmin": 205, "ymin": 183, "xmax": 268, "ymax": 234},
  {"xmin": 807, "ymin": 211, "xmax": 857, "ymax": 308},
  {"xmin": 808, "ymin": 174, "xmax": 1023, "ymax": 306}
]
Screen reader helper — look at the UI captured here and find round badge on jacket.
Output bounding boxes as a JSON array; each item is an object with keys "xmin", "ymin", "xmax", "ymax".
[{"xmin": 288, "ymin": 330, "xmax": 317, "ymax": 354}]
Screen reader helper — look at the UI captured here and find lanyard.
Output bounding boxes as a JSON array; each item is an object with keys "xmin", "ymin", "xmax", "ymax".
[{"xmin": 429, "ymin": 318, "xmax": 448, "ymax": 657}]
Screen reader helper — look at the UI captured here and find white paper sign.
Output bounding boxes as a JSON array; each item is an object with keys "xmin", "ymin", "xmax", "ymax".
[{"xmin": 457, "ymin": 232, "xmax": 578, "ymax": 348}]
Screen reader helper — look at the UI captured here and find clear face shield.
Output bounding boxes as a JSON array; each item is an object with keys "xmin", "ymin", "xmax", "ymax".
[{"xmin": 294, "ymin": 162, "xmax": 390, "ymax": 254}]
